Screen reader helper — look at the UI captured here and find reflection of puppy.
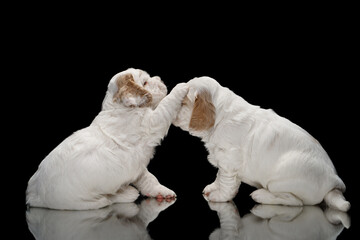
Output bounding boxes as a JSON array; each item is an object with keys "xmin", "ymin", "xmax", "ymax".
[
  {"xmin": 208, "ymin": 201, "xmax": 349, "ymax": 240},
  {"xmin": 26, "ymin": 68, "xmax": 188, "ymax": 210},
  {"xmin": 174, "ymin": 77, "xmax": 350, "ymax": 211},
  {"xmin": 26, "ymin": 198, "xmax": 175, "ymax": 240}
]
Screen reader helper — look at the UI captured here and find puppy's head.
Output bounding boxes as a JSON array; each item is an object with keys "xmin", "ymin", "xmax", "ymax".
[
  {"xmin": 104, "ymin": 68, "xmax": 167, "ymax": 109},
  {"xmin": 173, "ymin": 78, "xmax": 216, "ymax": 134}
]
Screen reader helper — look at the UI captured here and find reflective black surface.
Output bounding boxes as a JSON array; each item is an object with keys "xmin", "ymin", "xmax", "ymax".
[{"xmin": 25, "ymin": 195, "xmax": 351, "ymax": 240}]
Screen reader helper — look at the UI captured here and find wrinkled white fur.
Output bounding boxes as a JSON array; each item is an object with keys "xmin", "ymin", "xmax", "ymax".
[
  {"xmin": 174, "ymin": 77, "xmax": 350, "ymax": 211},
  {"xmin": 26, "ymin": 68, "xmax": 188, "ymax": 210}
]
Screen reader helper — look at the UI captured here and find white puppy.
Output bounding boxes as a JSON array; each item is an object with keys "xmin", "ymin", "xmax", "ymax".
[
  {"xmin": 174, "ymin": 77, "xmax": 350, "ymax": 211},
  {"xmin": 26, "ymin": 68, "xmax": 188, "ymax": 210}
]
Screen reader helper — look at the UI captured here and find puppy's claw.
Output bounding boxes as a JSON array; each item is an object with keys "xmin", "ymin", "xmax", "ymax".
[{"xmin": 154, "ymin": 193, "xmax": 176, "ymax": 203}]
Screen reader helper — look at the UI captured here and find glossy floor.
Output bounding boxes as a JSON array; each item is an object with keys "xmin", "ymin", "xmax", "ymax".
[{"xmin": 24, "ymin": 195, "xmax": 351, "ymax": 239}]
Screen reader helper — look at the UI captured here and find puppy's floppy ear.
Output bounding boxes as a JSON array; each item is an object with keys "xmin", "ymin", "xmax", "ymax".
[
  {"xmin": 113, "ymin": 73, "xmax": 152, "ymax": 107},
  {"xmin": 189, "ymin": 90, "xmax": 215, "ymax": 131}
]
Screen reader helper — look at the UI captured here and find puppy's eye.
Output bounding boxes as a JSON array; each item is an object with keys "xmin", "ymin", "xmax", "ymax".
[{"xmin": 143, "ymin": 81, "xmax": 148, "ymax": 86}]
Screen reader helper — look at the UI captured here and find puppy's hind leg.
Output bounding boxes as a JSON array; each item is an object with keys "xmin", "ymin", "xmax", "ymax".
[{"xmin": 251, "ymin": 189, "xmax": 303, "ymax": 206}]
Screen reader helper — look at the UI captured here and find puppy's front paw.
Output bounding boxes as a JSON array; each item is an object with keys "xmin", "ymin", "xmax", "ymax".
[
  {"xmin": 203, "ymin": 183, "xmax": 218, "ymax": 196},
  {"xmin": 142, "ymin": 197, "xmax": 176, "ymax": 212},
  {"xmin": 145, "ymin": 185, "xmax": 176, "ymax": 201},
  {"xmin": 204, "ymin": 190, "xmax": 232, "ymax": 202}
]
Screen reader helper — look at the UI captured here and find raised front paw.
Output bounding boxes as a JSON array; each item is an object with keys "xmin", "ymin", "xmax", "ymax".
[
  {"xmin": 145, "ymin": 185, "xmax": 176, "ymax": 201},
  {"xmin": 172, "ymin": 83, "xmax": 189, "ymax": 97}
]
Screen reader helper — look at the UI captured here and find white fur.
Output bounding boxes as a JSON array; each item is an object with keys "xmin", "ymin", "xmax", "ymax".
[
  {"xmin": 26, "ymin": 68, "xmax": 188, "ymax": 210},
  {"xmin": 208, "ymin": 202, "xmax": 349, "ymax": 239},
  {"xmin": 26, "ymin": 199, "xmax": 175, "ymax": 240},
  {"xmin": 174, "ymin": 77, "xmax": 350, "ymax": 211}
]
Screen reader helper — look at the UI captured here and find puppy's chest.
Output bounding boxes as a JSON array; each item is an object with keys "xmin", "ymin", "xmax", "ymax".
[
  {"xmin": 204, "ymin": 143, "xmax": 225, "ymax": 166},
  {"xmin": 205, "ymin": 141, "xmax": 249, "ymax": 169}
]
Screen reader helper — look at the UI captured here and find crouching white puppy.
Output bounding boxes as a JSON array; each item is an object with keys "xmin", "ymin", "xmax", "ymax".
[
  {"xmin": 173, "ymin": 77, "xmax": 350, "ymax": 211},
  {"xmin": 26, "ymin": 68, "xmax": 188, "ymax": 210}
]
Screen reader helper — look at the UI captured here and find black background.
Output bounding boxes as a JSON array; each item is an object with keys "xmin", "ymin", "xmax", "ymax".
[{"xmin": 6, "ymin": 4, "xmax": 357, "ymax": 239}]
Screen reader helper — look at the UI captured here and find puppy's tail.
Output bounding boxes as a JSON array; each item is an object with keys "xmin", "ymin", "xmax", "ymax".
[{"xmin": 324, "ymin": 189, "xmax": 350, "ymax": 212}]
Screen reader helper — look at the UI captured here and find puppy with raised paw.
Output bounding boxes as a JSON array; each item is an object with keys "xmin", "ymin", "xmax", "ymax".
[
  {"xmin": 26, "ymin": 68, "xmax": 188, "ymax": 210},
  {"xmin": 174, "ymin": 77, "xmax": 350, "ymax": 211}
]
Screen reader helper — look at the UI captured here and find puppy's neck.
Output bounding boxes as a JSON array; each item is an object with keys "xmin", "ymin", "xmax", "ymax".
[{"xmin": 189, "ymin": 127, "xmax": 214, "ymax": 141}]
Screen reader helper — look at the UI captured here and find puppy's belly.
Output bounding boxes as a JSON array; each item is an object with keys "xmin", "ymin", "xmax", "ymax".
[{"xmin": 240, "ymin": 176, "xmax": 262, "ymax": 188}]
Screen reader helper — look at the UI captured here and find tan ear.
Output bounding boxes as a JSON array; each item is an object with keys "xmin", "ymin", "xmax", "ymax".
[
  {"xmin": 113, "ymin": 73, "xmax": 152, "ymax": 107},
  {"xmin": 189, "ymin": 90, "xmax": 215, "ymax": 131},
  {"xmin": 112, "ymin": 73, "xmax": 133, "ymax": 102}
]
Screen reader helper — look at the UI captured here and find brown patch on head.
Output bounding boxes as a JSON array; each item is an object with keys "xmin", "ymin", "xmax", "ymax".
[
  {"xmin": 189, "ymin": 91, "xmax": 215, "ymax": 131},
  {"xmin": 113, "ymin": 73, "xmax": 152, "ymax": 107}
]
